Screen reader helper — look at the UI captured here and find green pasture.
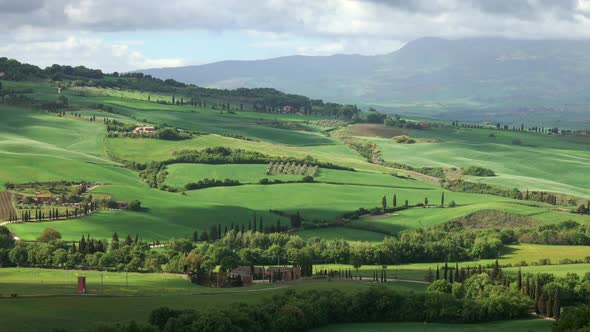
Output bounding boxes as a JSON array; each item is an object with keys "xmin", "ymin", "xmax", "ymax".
[
  {"xmin": 312, "ymin": 320, "xmax": 551, "ymax": 332},
  {"xmin": 0, "ymin": 278, "xmax": 424, "ymax": 332},
  {"xmin": 105, "ymin": 134, "xmax": 388, "ymax": 173},
  {"xmin": 164, "ymin": 164, "xmax": 436, "ymax": 189},
  {"xmin": 0, "ymin": 106, "xmax": 140, "ymax": 189},
  {"xmin": 5, "ymin": 183, "xmax": 472, "ymax": 241},
  {"xmin": 295, "ymin": 227, "xmax": 387, "ymax": 243},
  {"xmin": 356, "ymin": 201, "xmax": 590, "ymax": 234},
  {"xmin": 371, "ymin": 127, "xmax": 590, "ymax": 198},
  {"xmin": 313, "ymin": 244, "xmax": 590, "ymax": 281},
  {"xmin": 77, "ymin": 99, "xmax": 333, "ymax": 146},
  {"xmin": 9, "ymin": 182, "xmax": 581, "ymax": 241}
]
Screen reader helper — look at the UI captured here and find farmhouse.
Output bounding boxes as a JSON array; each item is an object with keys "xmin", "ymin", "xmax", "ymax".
[
  {"xmin": 133, "ymin": 126, "xmax": 156, "ymax": 134},
  {"xmin": 229, "ymin": 266, "xmax": 254, "ymax": 286},
  {"xmin": 282, "ymin": 105, "xmax": 295, "ymax": 113},
  {"xmin": 35, "ymin": 193, "xmax": 53, "ymax": 203},
  {"xmin": 266, "ymin": 266, "xmax": 302, "ymax": 282}
]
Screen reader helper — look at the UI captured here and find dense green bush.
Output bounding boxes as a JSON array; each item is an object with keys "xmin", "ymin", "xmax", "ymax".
[{"xmin": 463, "ymin": 166, "xmax": 496, "ymax": 177}]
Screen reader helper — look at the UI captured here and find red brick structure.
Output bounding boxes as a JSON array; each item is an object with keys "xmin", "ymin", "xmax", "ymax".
[
  {"xmin": 77, "ymin": 276, "xmax": 87, "ymax": 293},
  {"xmin": 266, "ymin": 266, "xmax": 302, "ymax": 282}
]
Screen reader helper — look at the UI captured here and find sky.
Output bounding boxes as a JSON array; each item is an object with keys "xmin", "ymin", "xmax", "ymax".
[{"xmin": 1, "ymin": 0, "xmax": 590, "ymax": 72}]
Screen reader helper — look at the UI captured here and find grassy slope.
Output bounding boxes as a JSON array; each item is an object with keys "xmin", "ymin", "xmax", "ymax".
[
  {"xmin": 0, "ymin": 105, "xmax": 140, "ymax": 188},
  {"xmin": 372, "ymin": 127, "xmax": 590, "ymax": 198},
  {"xmin": 357, "ymin": 202, "xmax": 590, "ymax": 234},
  {"xmin": 0, "ymin": 278, "xmax": 425, "ymax": 332},
  {"xmin": 8, "ymin": 183, "xmax": 501, "ymax": 241},
  {"xmin": 165, "ymin": 164, "xmax": 436, "ymax": 189},
  {"xmin": 295, "ymin": 227, "xmax": 387, "ymax": 243},
  {"xmin": 313, "ymin": 244, "xmax": 590, "ymax": 281},
  {"xmin": 312, "ymin": 320, "xmax": 551, "ymax": 332},
  {"xmin": 104, "ymin": 134, "xmax": 391, "ymax": 173},
  {"xmin": 67, "ymin": 91, "xmax": 334, "ymax": 146}
]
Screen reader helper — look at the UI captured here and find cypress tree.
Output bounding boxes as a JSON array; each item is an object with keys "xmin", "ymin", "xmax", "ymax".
[
  {"xmin": 449, "ymin": 268, "xmax": 454, "ymax": 283},
  {"xmin": 443, "ymin": 261, "xmax": 448, "ymax": 280},
  {"xmin": 441, "ymin": 192, "xmax": 445, "ymax": 207},
  {"xmin": 546, "ymin": 291, "xmax": 553, "ymax": 318},
  {"xmin": 554, "ymin": 289, "xmax": 560, "ymax": 319},
  {"xmin": 259, "ymin": 217, "xmax": 263, "ymax": 233},
  {"xmin": 435, "ymin": 265, "xmax": 440, "ymax": 280},
  {"xmin": 381, "ymin": 195, "xmax": 387, "ymax": 210},
  {"xmin": 517, "ymin": 268, "xmax": 522, "ymax": 291},
  {"xmin": 393, "ymin": 194, "xmax": 397, "ymax": 207}
]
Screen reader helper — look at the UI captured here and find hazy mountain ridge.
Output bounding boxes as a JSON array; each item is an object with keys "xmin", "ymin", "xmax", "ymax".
[{"xmin": 140, "ymin": 37, "xmax": 590, "ymax": 127}]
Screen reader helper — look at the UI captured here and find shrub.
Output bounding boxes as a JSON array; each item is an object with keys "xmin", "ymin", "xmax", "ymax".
[
  {"xmin": 37, "ymin": 228, "xmax": 62, "ymax": 242},
  {"xmin": 463, "ymin": 166, "xmax": 495, "ymax": 177},
  {"xmin": 448, "ymin": 200, "xmax": 457, "ymax": 208},
  {"xmin": 393, "ymin": 135, "xmax": 416, "ymax": 144},
  {"xmin": 128, "ymin": 200, "xmax": 142, "ymax": 211},
  {"xmin": 511, "ymin": 138, "xmax": 523, "ymax": 145},
  {"xmin": 259, "ymin": 178, "xmax": 270, "ymax": 185},
  {"xmin": 302, "ymin": 176, "xmax": 314, "ymax": 183}
]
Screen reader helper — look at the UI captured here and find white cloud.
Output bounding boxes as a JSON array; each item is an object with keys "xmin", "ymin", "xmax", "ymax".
[
  {"xmin": 2, "ymin": 0, "xmax": 590, "ymax": 70},
  {"xmin": 0, "ymin": 34, "xmax": 186, "ymax": 72}
]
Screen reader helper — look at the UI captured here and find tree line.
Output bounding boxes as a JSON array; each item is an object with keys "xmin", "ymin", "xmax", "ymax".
[{"xmin": 71, "ymin": 275, "xmax": 531, "ymax": 332}]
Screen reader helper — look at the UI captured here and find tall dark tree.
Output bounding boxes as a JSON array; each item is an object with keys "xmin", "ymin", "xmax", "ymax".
[
  {"xmin": 393, "ymin": 194, "xmax": 397, "ymax": 207},
  {"xmin": 441, "ymin": 192, "xmax": 445, "ymax": 207},
  {"xmin": 381, "ymin": 195, "xmax": 387, "ymax": 210},
  {"xmin": 553, "ymin": 289, "xmax": 561, "ymax": 319},
  {"xmin": 517, "ymin": 268, "xmax": 522, "ymax": 291}
]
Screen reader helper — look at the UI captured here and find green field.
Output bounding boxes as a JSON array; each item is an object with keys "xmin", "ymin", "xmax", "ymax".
[
  {"xmin": 312, "ymin": 244, "xmax": 590, "ymax": 281},
  {"xmin": 165, "ymin": 163, "xmax": 436, "ymax": 189},
  {"xmin": 8, "ymin": 183, "xmax": 543, "ymax": 241},
  {"xmin": 370, "ymin": 127, "xmax": 590, "ymax": 198},
  {"xmin": 2, "ymin": 83, "xmax": 589, "ymax": 245},
  {"xmin": 312, "ymin": 320, "xmax": 552, "ymax": 332},
  {"xmin": 0, "ymin": 275, "xmax": 425, "ymax": 332},
  {"xmin": 295, "ymin": 227, "xmax": 387, "ymax": 243}
]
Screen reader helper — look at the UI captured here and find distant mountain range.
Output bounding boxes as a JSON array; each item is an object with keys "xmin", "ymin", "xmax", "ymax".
[{"xmin": 139, "ymin": 37, "xmax": 590, "ymax": 128}]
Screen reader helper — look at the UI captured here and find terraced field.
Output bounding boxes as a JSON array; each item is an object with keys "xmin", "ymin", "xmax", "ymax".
[{"xmin": 0, "ymin": 191, "xmax": 15, "ymax": 221}]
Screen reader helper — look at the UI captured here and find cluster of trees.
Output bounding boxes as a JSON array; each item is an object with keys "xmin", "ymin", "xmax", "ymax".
[
  {"xmin": 266, "ymin": 162, "xmax": 318, "ymax": 177},
  {"xmin": 7, "ymin": 201, "xmax": 98, "ymax": 223},
  {"xmin": 445, "ymin": 180, "xmax": 574, "ymax": 208},
  {"xmin": 385, "ymin": 114, "xmax": 431, "ymax": 129},
  {"xmin": 462, "ymin": 166, "xmax": 495, "ymax": 177},
  {"xmin": 0, "ymin": 229, "xmax": 173, "ymax": 273},
  {"xmin": 554, "ymin": 305, "xmax": 590, "ymax": 331},
  {"xmin": 184, "ymin": 178, "xmax": 240, "ymax": 190},
  {"xmin": 0, "ymin": 82, "xmax": 35, "ymax": 104},
  {"xmin": 79, "ymin": 276, "xmax": 532, "ymax": 332},
  {"xmin": 0, "ymin": 58, "xmax": 103, "ymax": 81},
  {"xmin": 508, "ymin": 220, "xmax": 590, "ymax": 246},
  {"xmin": 445, "ymin": 180, "xmax": 522, "ymax": 199},
  {"xmin": 576, "ymin": 202, "xmax": 590, "ymax": 215}
]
